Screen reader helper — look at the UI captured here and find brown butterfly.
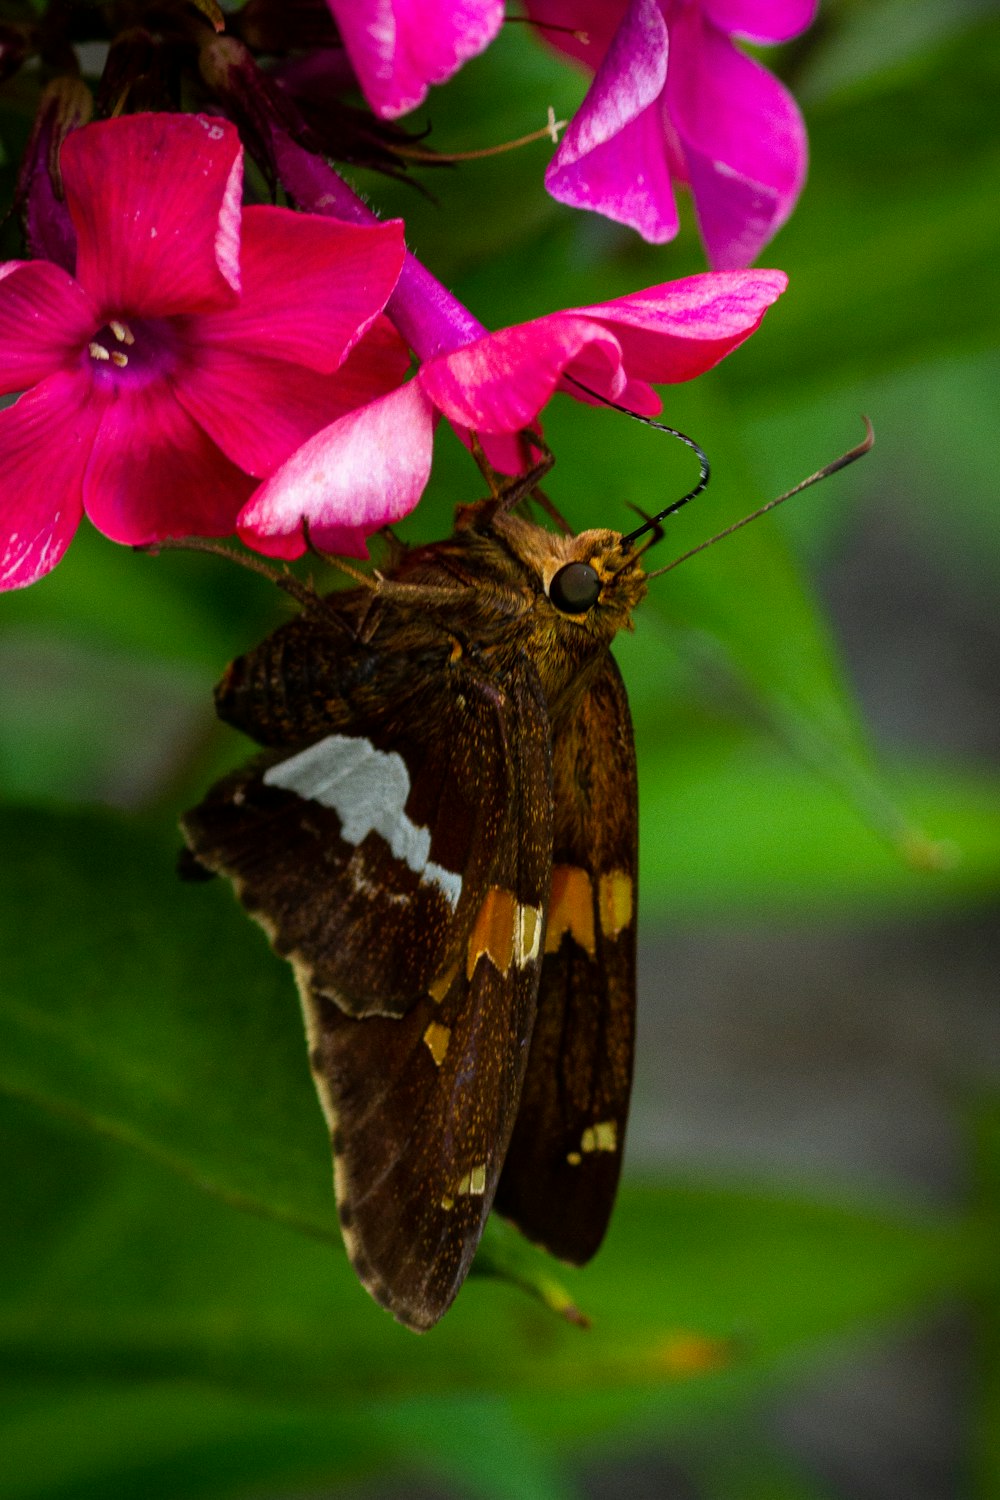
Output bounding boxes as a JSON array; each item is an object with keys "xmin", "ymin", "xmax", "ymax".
[{"xmin": 179, "ymin": 421, "xmax": 872, "ymax": 1331}]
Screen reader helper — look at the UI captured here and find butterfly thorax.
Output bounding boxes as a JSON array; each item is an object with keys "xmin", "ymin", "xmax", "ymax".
[
  {"xmin": 381, "ymin": 506, "xmax": 648, "ymax": 716},
  {"xmin": 215, "ymin": 505, "xmax": 646, "ymax": 747}
]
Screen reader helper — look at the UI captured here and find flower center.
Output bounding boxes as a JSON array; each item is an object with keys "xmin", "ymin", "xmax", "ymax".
[{"xmin": 85, "ymin": 316, "xmax": 183, "ymax": 387}]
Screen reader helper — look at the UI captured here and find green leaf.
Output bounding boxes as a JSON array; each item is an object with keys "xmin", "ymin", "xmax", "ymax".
[
  {"xmin": 0, "ymin": 1379, "xmax": 379, "ymax": 1500},
  {"xmin": 383, "ymin": 1400, "xmax": 579, "ymax": 1500},
  {"xmin": 0, "ymin": 804, "xmax": 336, "ymax": 1238},
  {"xmin": 639, "ymin": 743, "xmax": 1000, "ymax": 921},
  {"xmin": 0, "ymin": 1089, "xmax": 979, "ymax": 1499}
]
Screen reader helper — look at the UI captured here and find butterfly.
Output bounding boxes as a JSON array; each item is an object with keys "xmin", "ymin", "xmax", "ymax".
[{"xmin": 179, "ymin": 421, "xmax": 872, "ymax": 1331}]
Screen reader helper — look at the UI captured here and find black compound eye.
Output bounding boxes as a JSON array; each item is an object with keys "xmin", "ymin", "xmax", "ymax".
[{"xmin": 548, "ymin": 561, "xmax": 601, "ymax": 614}]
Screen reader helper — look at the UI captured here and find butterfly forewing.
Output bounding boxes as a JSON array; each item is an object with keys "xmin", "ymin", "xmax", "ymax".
[
  {"xmin": 183, "ymin": 641, "xmax": 553, "ymax": 1329},
  {"xmin": 183, "ymin": 614, "xmax": 525, "ymax": 1017},
  {"xmin": 495, "ymin": 654, "xmax": 637, "ymax": 1263}
]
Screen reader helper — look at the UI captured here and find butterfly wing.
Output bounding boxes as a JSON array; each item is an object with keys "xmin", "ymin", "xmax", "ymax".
[
  {"xmin": 494, "ymin": 652, "xmax": 637, "ymax": 1264},
  {"xmin": 183, "ymin": 640, "xmax": 553, "ymax": 1329}
]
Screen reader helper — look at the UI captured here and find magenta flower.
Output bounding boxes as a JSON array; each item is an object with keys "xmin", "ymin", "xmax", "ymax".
[
  {"xmin": 0, "ymin": 112, "xmax": 407, "ymax": 590},
  {"xmin": 528, "ymin": 0, "xmax": 815, "ymax": 268},
  {"xmin": 238, "ymin": 267, "xmax": 787, "ymax": 558},
  {"xmin": 327, "ymin": 0, "xmax": 505, "ymax": 119}
]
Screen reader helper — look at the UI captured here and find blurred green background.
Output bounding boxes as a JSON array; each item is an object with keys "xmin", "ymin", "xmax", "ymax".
[{"xmin": 2, "ymin": 2, "xmax": 999, "ymax": 1497}]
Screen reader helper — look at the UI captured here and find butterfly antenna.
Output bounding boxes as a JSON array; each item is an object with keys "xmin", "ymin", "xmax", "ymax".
[
  {"xmin": 645, "ymin": 417, "xmax": 875, "ymax": 581},
  {"xmin": 562, "ymin": 375, "xmax": 710, "ymax": 545}
]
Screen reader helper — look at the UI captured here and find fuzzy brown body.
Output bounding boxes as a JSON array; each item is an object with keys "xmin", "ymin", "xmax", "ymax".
[{"xmin": 182, "ymin": 498, "xmax": 647, "ymax": 1330}]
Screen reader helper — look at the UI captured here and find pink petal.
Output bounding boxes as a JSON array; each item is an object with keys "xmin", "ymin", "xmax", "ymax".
[
  {"xmin": 424, "ymin": 272, "xmax": 786, "ymax": 439},
  {"xmin": 420, "ymin": 318, "xmax": 630, "ymax": 433},
  {"xmin": 316, "ymin": 314, "xmax": 413, "ymax": 410},
  {"xmin": 545, "ymin": 0, "xmax": 677, "ymax": 241},
  {"xmin": 83, "ymin": 384, "xmax": 255, "ymax": 545},
  {"xmin": 328, "ymin": 0, "xmax": 505, "ymax": 119},
  {"xmin": 701, "ymin": 0, "xmax": 817, "ymax": 45},
  {"xmin": 0, "ymin": 261, "xmax": 97, "ymax": 395},
  {"xmin": 63, "ymin": 114, "xmax": 245, "ymax": 318},
  {"xmin": 0, "ymin": 371, "xmax": 100, "ymax": 589},
  {"xmin": 197, "ymin": 208, "xmax": 405, "ymax": 372},
  {"xmin": 548, "ymin": 102, "xmax": 679, "ymax": 244},
  {"xmin": 571, "ymin": 270, "xmax": 788, "ymax": 383},
  {"xmin": 668, "ymin": 11, "xmax": 808, "ymax": 267},
  {"xmin": 238, "ymin": 379, "xmax": 435, "ymax": 559},
  {"xmin": 177, "ymin": 316, "xmax": 410, "ymax": 477}
]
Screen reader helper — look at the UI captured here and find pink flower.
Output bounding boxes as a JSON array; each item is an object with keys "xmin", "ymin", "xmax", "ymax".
[
  {"xmin": 0, "ymin": 112, "xmax": 407, "ymax": 590},
  {"xmin": 238, "ymin": 267, "xmax": 787, "ymax": 558},
  {"xmin": 327, "ymin": 0, "xmax": 505, "ymax": 119},
  {"xmin": 528, "ymin": 0, "xmax": 815, "ymax": 268}
]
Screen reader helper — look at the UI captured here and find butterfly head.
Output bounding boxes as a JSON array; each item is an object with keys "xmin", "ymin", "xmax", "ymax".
[{"xmin": 492, "ymin": 512, "xmax": 647, "ymax": 646}]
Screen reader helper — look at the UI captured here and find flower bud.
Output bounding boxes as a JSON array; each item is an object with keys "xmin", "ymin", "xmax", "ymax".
[{"xmin": 17, "ymin": 77, "xmax": 92, "ymax": 268}]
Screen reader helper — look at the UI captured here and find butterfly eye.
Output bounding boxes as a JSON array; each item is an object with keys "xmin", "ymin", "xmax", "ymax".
[{"xmin": 548, "ymin": 561, "xmax": 601, "ymax": 615}]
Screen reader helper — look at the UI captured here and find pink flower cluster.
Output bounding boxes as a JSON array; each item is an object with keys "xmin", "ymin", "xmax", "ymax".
[
  {"xmin": 0, "ymin": 111, "xmax": 786, "ymax": 587},
  {"xmin": 1, "ymin": 0, "xmax": 812, "ymax": 588}
]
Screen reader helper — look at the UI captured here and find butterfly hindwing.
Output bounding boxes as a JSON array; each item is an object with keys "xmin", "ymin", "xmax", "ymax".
[{"xmin": 495, "ymin": 652, "xmax": 637, "ymax": 1264}]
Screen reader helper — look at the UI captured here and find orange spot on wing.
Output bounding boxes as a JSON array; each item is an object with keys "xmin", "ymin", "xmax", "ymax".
[
  {"xmin": 545, "ymin": 866, "xmax": 595, "ymax": 955},
  {"xmin": 466, "ymin": 887, "xmax": 517, "ymax": 979}
]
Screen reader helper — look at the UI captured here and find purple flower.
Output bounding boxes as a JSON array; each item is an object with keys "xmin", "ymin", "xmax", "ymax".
[{"xmin": 528, "ymin": 0, "xmax": 815, "ymax": 268}]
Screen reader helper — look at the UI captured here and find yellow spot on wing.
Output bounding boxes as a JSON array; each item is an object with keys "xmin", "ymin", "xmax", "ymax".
[
  {"xmin": 599, "ymin": 870, "xmax": 633, "ymax": 938},
  {"xmin": 423, "ymin": 1020, "xmax": 451, "ymax": 1067},
  {"xmin": 581, "ymin": 1119, "xmax": 617, "ymax": 1153},
  {"xmin": 566, "ymin": 1151, "xmax": 582, "ymax": 1166},
  {"xmin": 545, "ymin": 866, "xmax": 595, "ymax": 955},
  {"xmin": 515, "ymin": 903, "xmax": 543, "ymax": 966},
  {"xmin": 454, "ymin": 1163, "xmax": 488, "ymax": 1196}
]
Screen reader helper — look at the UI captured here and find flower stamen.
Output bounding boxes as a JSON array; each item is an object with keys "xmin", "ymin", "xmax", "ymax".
[
  {"xmin": 88, "ymin": 342, "xmax": 111, "ymax": 362},
  {"xmin": 110, "ymin": 351, "xmax": 129, "ymax": 368},
  {"xmin": 392, "ymin": 108, "xmax": 566, "ymax": 163},
  {"xmin": 109, "ymin": 320, "xmax": 135, "ymax": 345}
]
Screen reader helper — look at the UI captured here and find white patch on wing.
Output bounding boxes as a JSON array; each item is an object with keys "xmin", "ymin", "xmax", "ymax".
[{"xmin": 264, "ymin": 734, "xmax": 462, "ymax": 908}]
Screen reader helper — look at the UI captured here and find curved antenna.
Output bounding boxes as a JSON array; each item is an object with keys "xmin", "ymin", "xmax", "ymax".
[
  {"xmin": 645, "ymin": 417, "xmax": 875, "ymax": 581},
  {"xmin": 563, "ymin": 375, "xmax": 710, "ymax": 546}
]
